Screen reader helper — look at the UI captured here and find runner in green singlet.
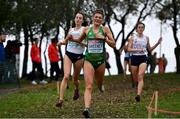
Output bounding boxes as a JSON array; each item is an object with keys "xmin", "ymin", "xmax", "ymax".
[{"xmin": 70, "ymin": 9, "xmax": 115, "ymax": 118}]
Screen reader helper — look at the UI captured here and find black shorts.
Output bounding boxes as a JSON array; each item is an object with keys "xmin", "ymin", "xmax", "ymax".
[
  {"xmin": 124, "ymin": 57, "xmax": 131, "ymax": 62},
  {"xmin": 66, "ymin": 51, "xmax": 84, "ymax": 63},
  {"xmin": 131, "ymin": 55, "xmax": 147, "ymax": 66}
]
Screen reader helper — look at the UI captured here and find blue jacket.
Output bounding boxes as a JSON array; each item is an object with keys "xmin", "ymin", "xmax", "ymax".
[{"xmin": 0, "ymin": 43, "xmax": 5, "ymax": 63}]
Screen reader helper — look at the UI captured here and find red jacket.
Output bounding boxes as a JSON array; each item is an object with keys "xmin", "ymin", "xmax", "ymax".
[
  {"xmin": 48, "ymin": 43, "xmax": 60, "ymax": 62},
  {"xmin": 30, "ymin": 44, "xmax": 41, "ymax": 63}
]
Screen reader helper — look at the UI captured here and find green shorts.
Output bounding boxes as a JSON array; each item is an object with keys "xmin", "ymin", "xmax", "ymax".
[{"xmin": 85, "ymin": 59, "xmax": 105, "ymax": 70}]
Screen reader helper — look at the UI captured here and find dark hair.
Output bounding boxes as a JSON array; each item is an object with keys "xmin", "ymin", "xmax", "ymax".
[
  {"xmin": 51, "ymin": 37, "xmax": 58, "ymax": 43},
  {"xmin": 72, "ymin": 11, "xmax": 87, "ymax": 27},
  {"xmin": 93, "ymin": 9, "xmax": 104, "ymax": 18},
  {"xmin": 0, "ymin": 31, "xmax": 6, "ymax": 35},
  {"xmin": 135, "ymin": 22, "xmax": 145, "ymax": 29},
  {"xmin": 33, "ymin": 38, "xmax": 38, "ymax": 42},
  {"xmin": 76, "ymin": 11, "xmax": 84, "ymax": 17}
]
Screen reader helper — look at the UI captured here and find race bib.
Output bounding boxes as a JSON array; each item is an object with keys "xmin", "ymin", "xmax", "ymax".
[{"xmin": 88, "ymin": 40, "xmax": 103, "ymax": 53}]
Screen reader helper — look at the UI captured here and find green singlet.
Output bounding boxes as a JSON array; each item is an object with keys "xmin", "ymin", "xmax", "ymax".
[{"xmin": 84, "ymin": 26, "xmax": 106, "ymax": 69}]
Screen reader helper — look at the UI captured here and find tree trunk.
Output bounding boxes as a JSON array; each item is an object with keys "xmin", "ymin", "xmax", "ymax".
[
  {"xmin": 21, "ymin": 25, "xmax": 29, "ymax": 78},
  {"xmin": 113, "ymin": 48, "xmax": 123, "ymax": 74},
  {"xmin": 174, "ymin": 46, "xmax": 180, "ymax": 74}
]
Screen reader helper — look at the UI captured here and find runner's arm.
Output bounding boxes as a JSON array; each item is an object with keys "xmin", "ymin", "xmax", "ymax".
[{"xmin": 104, "ymin": 26, "xmax": 115, "ymax": 48}]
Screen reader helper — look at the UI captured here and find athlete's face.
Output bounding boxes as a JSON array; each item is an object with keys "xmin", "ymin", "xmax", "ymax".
[
  {"xmin": 93, "ymin": 13, "xmax": 103, "ymax": 26},
  {"xmin": 136, "ymin": 24, "xmax": 145, "ymax": 34},
  {"xmin": 75, "ymin": 13, "xmax": 83, "ymax": 26}
]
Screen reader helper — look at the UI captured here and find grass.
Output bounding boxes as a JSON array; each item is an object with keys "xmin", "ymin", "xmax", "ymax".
[{"xmin": 0, "ymin": 73, "xmax": 180, "ymax": 118}]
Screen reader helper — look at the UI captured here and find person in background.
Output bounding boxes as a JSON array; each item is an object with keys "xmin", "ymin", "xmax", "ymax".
[
  {"xmin": 119, "ymin": 44, "xmax": 135, "ymax": 87},
  {"xmin": 127, "ymin": 22, "xmax": 162, "ymax": 102},
  {"xmin": 119, "ymin": 44, "xmax": 131, "ymax": 79},
  {"xmin": 4, "ymin": 40, "xmax": 16, "ymax": 82},
  {"xmin": 162, "ymin": 53, "xmax": 167, "ymax": 72},
  {"xmin": 0, "ymin": 33, "xmax": 6, "ymax": 82},
  {"xmin": 149, "ymin": 52, "xmax": 157, "ymax": 74},
  {"xmin": 56, "ymin": 12, "xmax": 86, "ymax": 108},
  {"xmin": 30, "ymin": 38, "xmax": 48, "ymax": 85},
  {"xmin": 48, "ymin": 37, "xmax": 61, "ymax": 82}
]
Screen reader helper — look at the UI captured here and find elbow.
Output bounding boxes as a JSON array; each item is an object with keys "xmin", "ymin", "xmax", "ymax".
[
  {"xmin": 110, "ymin": 42, "xmax": 116, "ymax": 48},
  {"xmin": 127, "ymin": 48, "xmax": 131, "ymax": 52},
  {"xmin": 148, "ymin": 47, "xmax": 153, "ymax": 52},
  {"xmin": 112, "ymin": 43, "xmax": 116, "ymax": 48}
]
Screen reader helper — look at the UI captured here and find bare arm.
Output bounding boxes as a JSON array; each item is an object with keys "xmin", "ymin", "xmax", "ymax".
[
  {"xmin": 57, "ymin": 29, "xmax": 72, "ymax": 46},
  {"xmin": 119, "ymin": 45, "xmax": 126, "ymax": 55},
  {"xmin": 57, "ymin": 27, "xmax": 88, "ymax": 46},
  {"xmin": 147, "ymin": 37, "xmax": 162, "ymax": 52},
  {"xmin": 70, "ymin": 27, "xmax": 88, "ymax": 43},
  {"xmin": 104, "ymin": 26, "xmax": 116, "ymax": 48}
]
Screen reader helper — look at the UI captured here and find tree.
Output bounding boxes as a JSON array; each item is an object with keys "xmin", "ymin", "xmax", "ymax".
[
  {"xmin": 0, "ymin": 0, "xmax": 14, "ymax": 32},
  {"xmin": 93, "ymin": 0, "xmax": 162, "ymax": 74},
  {"xmin": 156, "ymin": 0, "xmax": 180, "ymax": 73}
]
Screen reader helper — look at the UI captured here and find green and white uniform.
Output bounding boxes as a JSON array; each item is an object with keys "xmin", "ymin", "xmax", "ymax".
[{"xmin": 85, "ymin": 26, "xmax": 106, "ymax": 69}]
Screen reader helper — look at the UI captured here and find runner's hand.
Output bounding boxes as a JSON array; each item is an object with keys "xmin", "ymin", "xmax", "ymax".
[
  {"xmin": 58, "ymin": 40, "xmax": 67, "ymax": 45},
  {"xmin": 96, "ymin": 33, "xmax": 105, "ymax": 40}
]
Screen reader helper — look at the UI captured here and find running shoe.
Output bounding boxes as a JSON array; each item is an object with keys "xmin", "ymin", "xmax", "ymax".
[
  {"xmin": 99, "ymin": 85, "xmax": 105, "ymax": 93},
  {"xmin": 56, "ymin": 100, "xmax": 63, "ymax": 108},
  {"xmin": 31, "ymin": 80, "xmax": 37, "ymax": 85},
  {"xmin": 135, "ymin": 95, "xmax": 140, "ymax": 102},
  {"xmin": 40, "ymin": 80, "xmax": 48, "ymax": 85},
  {"xmin": 83, "ymin": 108, "xmax": 91, "ymax": 118},
  {"xmin": 73, "ymin": 89, "xmax": 79, "ymax": 100}
]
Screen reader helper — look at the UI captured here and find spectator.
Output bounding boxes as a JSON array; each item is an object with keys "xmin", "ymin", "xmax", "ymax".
[
  {"xmin": 119, "ymin": 44, "xmax": 131, "ymax": 80},
  {"xmin": 146, "ymin": 50, "xmax": 151, "ymax": 73},
  {"xmin": 30, "ymin": 38, "xmax": 48, "ymax": 85},
  {"xmin": 0, "ymin": 33, "xmax": 6, "ymax": 82},
  {"xmin": 48, "ymin": 37, "xmax": 61, "ymax": 82},
  {"xmin": 162, "ymin": 53, "xmax": 167, "ymax": 72},
  {"xmin": 4, "ymin": 40, "xmax": 16, "ymax": 82},
  {"xmin": 149, "ymin": 52, "xmax": 157, "ymax": 74}
]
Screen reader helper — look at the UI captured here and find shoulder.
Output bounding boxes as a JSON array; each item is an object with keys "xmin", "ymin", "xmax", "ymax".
[
  {"xmin": 102, "ymin": 26, "xmax": 109, "ymax": 31},
  {"xmin": 68, "ymin": 28, "xmax": 73, "ymax": 34},
  {"xmin": 81, "ymin": 26, "xmax": 85, "ymax": 29},
  {"xmin": 84, "ymin": 26, "xmax": 90, "ymax": 33},
  {"xmin": 84, "ymin": 26, "xmax": 90, "ymax": 30},
  {"xmin": 48, "ymin": 44, "xmax": 53, "ymax": 48},
  {"xmin": 144, "ymin": 35, "xmax": 149, "ymax": 42},
  {"xmin": 144, "ymin": 35, "xmax": 149, "ymax": 40},
  {"xmin": 31, "ymin": 44, "xmax": 36, "ymax": 48},
  {"xmin": 128, "ymin": 35, "xmax": 134, "ymax": 41}
]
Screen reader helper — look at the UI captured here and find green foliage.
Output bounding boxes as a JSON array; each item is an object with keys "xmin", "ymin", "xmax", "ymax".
[
  {"xmin": 0, "ymin": 0, "xmax": 14, "ymax": 32},
  {"xmin": 156, "ymin": 0, "xmax": 180, "ymax": 25}
]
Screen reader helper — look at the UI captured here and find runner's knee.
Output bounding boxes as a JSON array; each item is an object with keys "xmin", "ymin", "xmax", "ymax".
[
  {"xmin": 63, "ymin": 74, "xmax": 70, "ymax": 81},
  {"xmin": 138, "ymin": 73, "xmax": 144, "ymax": 80}
]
